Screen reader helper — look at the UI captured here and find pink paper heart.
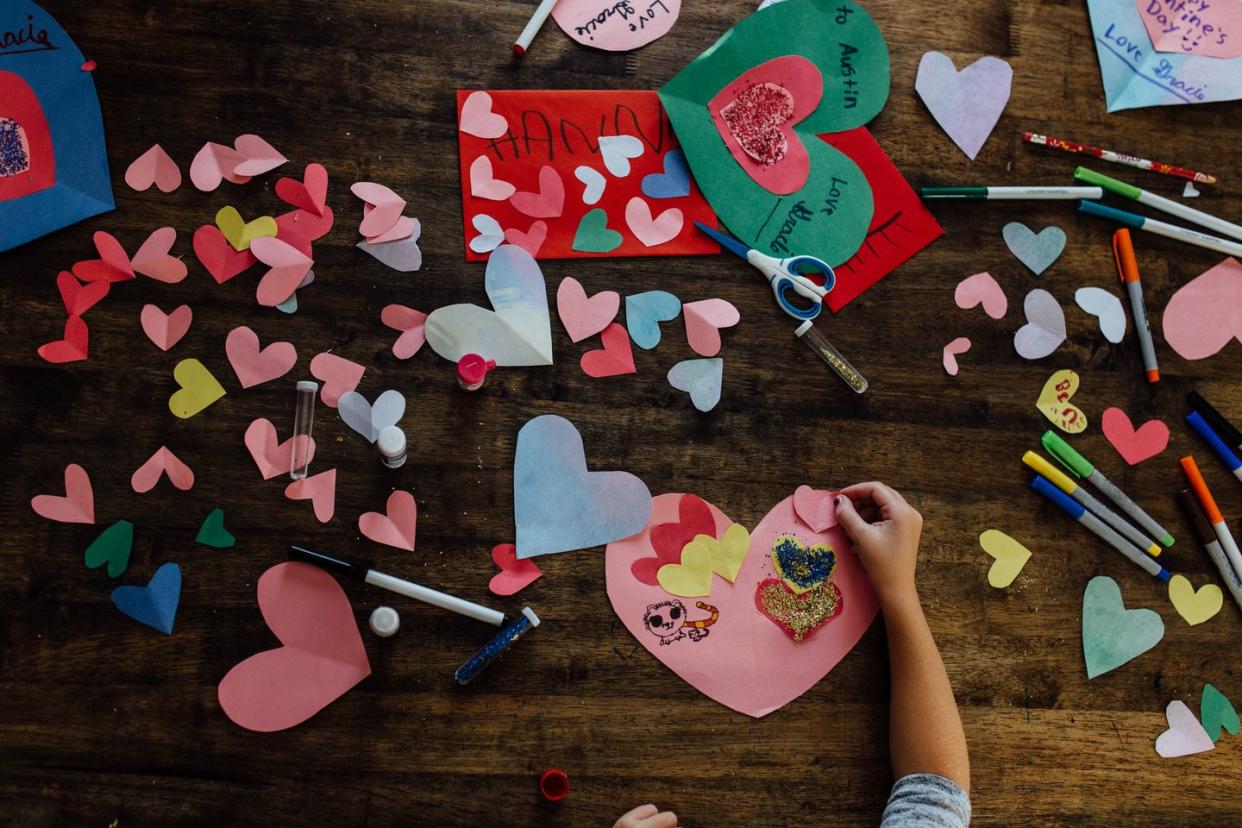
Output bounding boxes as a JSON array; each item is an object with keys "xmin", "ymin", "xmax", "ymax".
[
  {"xmin": 124, "ymin": 144, "xmax": 181, "ymax": 193},
  {"xmin": 251, "ymin": 236, "xmax": 313, "ymax": 307},
  {"xmin": 489, "ymin": 543, "xmax": 543, "ymax": 596},
  {"xmin": 245, "ymin": 418, "xmax": 317, "ymax": 480},
  {"xmin": 683, "ymin": 298, "xmax": 740, "ymax": 357},
  {"xmin": 459, "ymin": 91, "xmax": 509, "ymax": 139},
  {"xmin": 1136, "ymin": 0, "xmax": 1242, "ymax": 60},
  {"xmin": 1101, "ymin": 407, "xmax": 1169, "ymax": 466},
  {"xmin": 380, "ymin": 305, "xmax": 427, "ymax": 359},
  {"xmin": 943, "ymin": 336, "xmax": 971, "ymax": 376},
  {"xmin": 469, "ymin": 155, "xmax": 516, "ymax": 201},
  {"xmin": 31, "ymin": 463, "xmax": 95, "ymax": 524},
  {"xmin": 624, "ymin": 197, "xmax": 684, "ymax": 248},
  {"xmin": 226, "ymin": 325, "xmax": 297, "ymax": 388},
  {"xmin": 1163, "ymin": 257, "xmax": 1242, "ymax": 361},
  {"xmin": 217, "ymin": 561, "xmax": 371, "ymax": 732},
  {"xmin": 72, "ymin": 231, "xmax": 135, "ymax": 283},
  {"xmin": 350, "ymin": 182, "xmax": 406, "ymax": 238},
  {"xmin": 358, "ymin": 490, "xmax": 418, "ymax": 551},
  {"xmin": 193, "ymin": 225, "xmax": 257, "ymax": 284},
  {"xmin": 792, "ymin": 485, "xmax": 837, "ymax": 533},
  {"xmin": 189, "ymin": 141, "xmax": 252, "ymax": 192},
  {"xmin": 580, "ymin": 322, "xmax": 636, "ymax": 378},
  {"xmin": 954, "ymin": 271, "xmax": 1007, "ymax": 319},
  {"xmin": 140, "ymin": 304, "xmax": 193, "ymax": 351},
  {"xmin": 284, "ymin": 469, "xmax": 336, "ymax": 523},
  {"xmin": 130, "ymin": 446, "xmax": 195, "ymax": 493},
  {"xmin": 231, "ymin": 133, "xmax": 288, "ymax": 177},
  {"xmin": 130, "ymin": 227, "xmax": 187, "ymax": 283},
  {"xmin": 606, "ymin": 492, "xmax": 877, "ymax": 718},
  {"xmin": 364, "ymin": 208, "xmax": 417, "ymax": 244},
  {"xmin": 558, "ymin": 277, "xmax": 620, "ymax": 343},
  {"xmin": 274, "ymin": 163, "xmax": 328, "ymax": 216},
  {"xmin": 309, "ymin": 353, "xmax": 365, "ymax": 407},
  {"xmin": 504, "ymin": 220, "xmax": 548, "ymax": 257},
  {"xmin": 56, "ymin": 271, "xmax": 109, "ymax": 316},
  {"xmin": 510, "ymin": 166, "xmax": 564, "ymax": 219}
]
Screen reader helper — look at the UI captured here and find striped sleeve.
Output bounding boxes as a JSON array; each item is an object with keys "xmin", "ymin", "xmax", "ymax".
[{"xmin": 880, "ymin": 774, "xmax": 971, "ymax": 827}]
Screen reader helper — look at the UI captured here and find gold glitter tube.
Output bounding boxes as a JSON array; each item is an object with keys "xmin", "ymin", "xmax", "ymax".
[{"xmin": 795, "ymin": 320, "xmax": 868, "ymax": 393}]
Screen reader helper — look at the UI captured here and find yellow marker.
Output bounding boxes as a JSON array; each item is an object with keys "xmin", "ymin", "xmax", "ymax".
[{"xmin": 1023, "ymin": 451, "xmax": 1162, "ymax": 557}]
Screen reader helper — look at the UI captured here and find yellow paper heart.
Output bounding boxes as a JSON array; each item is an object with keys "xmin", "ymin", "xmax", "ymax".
[
  {"xmin": 657, "ymin": 544, "xmax": 713, "ymax": 598},
  {"xmin": 1168, "ymin": 574, "xmax": 1223, "ymax": 626},
  {"xmin": 169, "ymin": 358, "xmax": 226, "ymax": 419},
  {"xmin": 1036, "ymin": 369, "xmax": 1087, "ymax": 434},
  {"xmin": 215, "ymin": 206, "xmax": 278, "ymax": 251},
  {"xmin": 683, "ymin": 523, "xmax": 750, "ymax": 583},
  {"xmin": 978, "ymin": 529, "xmax": 1032, "ymax": 588}
]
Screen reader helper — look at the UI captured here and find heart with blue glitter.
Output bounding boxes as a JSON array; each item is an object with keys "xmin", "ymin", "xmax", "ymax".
[{"xmin": 770, "ymin": 534, "xmax": 836, "ymax": 595}]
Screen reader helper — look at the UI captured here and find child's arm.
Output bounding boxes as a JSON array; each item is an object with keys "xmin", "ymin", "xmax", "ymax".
[{"xmin": 836, "ymin": 482, "xmax": 970, "ymax": 794}]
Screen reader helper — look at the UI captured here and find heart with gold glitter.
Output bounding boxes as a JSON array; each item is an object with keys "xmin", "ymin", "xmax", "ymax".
[{"xmin": 755, "ymin": 578, "xmax": 842, "ymax": 641}]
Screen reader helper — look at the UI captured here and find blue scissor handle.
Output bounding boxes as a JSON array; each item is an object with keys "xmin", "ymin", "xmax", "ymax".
[
  {"xmin": 771, "ymin": 275, "xmax": 822, "ymax": 320},
  {"xmin": 781, "ymin": 255, "xmax": 837, "ymax": 294}
]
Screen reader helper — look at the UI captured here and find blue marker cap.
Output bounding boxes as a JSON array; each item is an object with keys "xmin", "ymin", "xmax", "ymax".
[
  {"xmin": 1154, "ymin": 566, "xmax": 1173, "ymax": 584},
  {"xmin": 1078, "ymin": 199, "xmax": 1145, "ymax": 229},
  {"xmin": 1030, "ymin": 474, "xmax": 1086, "ymax": 518},
  {"xmin": 1187, "ymin": 410, "xmax": 1242, "ymax": 472}
]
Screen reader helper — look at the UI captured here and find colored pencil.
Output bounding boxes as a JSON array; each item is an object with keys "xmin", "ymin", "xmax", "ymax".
[{"xmin": 1023, "ymin": 132, "xmax": 1217, "ymax": 185}]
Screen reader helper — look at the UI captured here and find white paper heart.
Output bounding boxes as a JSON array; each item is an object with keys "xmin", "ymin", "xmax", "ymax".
[
  {"xmin": 1074, "ymin": 286, "xmax": 1126, "ymax": 344},
  {"xmin": 1014, "ymin": 288, "xmax": 1067, "ymax": 360},
  {"xmin": 425, "ymin": 244, "xmax": 553, "ymax": 366},
  {"xmin": 574, "ymin": 166, "xmax": 606, "ymax": 205},
  {"xmin": 469, "ymin": 214, "xmax": 504, "ymax": 254},
  {"xmin": 667, "ymin": 358, "xmax": 723, "ymax": 412},
  {"xmin": 338, "ymin": 389, "xmax": 406, "ymax": 443},
  {"xmin": 599, "ymin": 135, "xmax": 644, "ymax": 177}
]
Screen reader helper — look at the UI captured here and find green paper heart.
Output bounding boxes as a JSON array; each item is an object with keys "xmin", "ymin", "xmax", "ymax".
[
  {"xmin": 196, "ymin": 507, "xmax": 236, "ymax": 549},
  {"xmin": 1201, "ymin": 683, "xmax": 1239, "ymax": 742},
  {"xmin": 1082, "ymin": 575, "xmax": 1164, "ymax": 679},
  {"xmin": 85, "ymin": 520, "xmax": 133, "ymax": 578},
  {"xmin": 572, "ymin": 209, "xmax": 623, "ymax": 253}
]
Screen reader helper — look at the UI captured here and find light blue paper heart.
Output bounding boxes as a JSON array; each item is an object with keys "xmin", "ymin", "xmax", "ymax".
[
  {"xmin": 641, "ymin": 150, "xmax": 691, "ymax": 199},
  {"xmin": 1082, "ymin": 575, "xmax": 1164, "ymax": 679},
  {"xmin": 1003, "ymin": 222, "xmax": 1066, "ymax": 276},
  {"xmin": 111, "ymin": 562, "xmax": 182, "ymax": 635},
  {"xmin": 625, "ymin": 290, "xmax": 681, "ymax": 350},
  {"xmin": 667, "ymin": 358, "xmax": 723, "ymax": 412},
  {"xmin": 514, "ymin": 415, "xmax": 653, "ymax": 558}
]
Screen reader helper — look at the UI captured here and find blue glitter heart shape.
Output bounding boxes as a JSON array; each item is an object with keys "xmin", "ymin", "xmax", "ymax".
[{"xmin": 770, "ymin": 534, "xmax": 836, "ymax": 595}]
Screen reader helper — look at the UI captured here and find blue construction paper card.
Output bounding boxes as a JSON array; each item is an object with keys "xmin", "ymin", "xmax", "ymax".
[
  {"xmin": 111, "ymin": 562, "xmax": 182, "ymax": 635},
  {"xmin": 1086, "ymin": 0, "xmax": 1242, "ymax": 111},
  {"xmin": 0, "ymin": 1, "xmax": 113, "ymax": 252},
  {"xmin": 514, "ymin": 415, "xmax": 653, "ymax": 558}
]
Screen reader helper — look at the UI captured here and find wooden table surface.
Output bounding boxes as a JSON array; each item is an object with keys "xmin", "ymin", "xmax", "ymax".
[{"xmin": 3, "ymin": 1, "xmax": 1241, "ymax": 825}]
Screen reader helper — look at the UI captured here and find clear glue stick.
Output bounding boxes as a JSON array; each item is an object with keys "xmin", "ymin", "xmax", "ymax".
[
  {"xmin": 290, "ymin": 381, "xmax": 317, "ymax": 480},
  {"xmin": 795, "ymin": 320, "xmax": 868, "ymax": 394},
  {"xmin": 456, "ymin": 353, "xmax": 496, "ymax": 391}
]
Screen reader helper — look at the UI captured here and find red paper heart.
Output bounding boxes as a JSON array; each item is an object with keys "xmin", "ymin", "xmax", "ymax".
[
  {"xmin": 1101, "ymin": 407, "xmax": 1169, "ymax": 466},
  {"xmin": 276, "ymin": 205, "xmax": 335, "ymax": 256},
  {"xmin": 630, "ymin": 493, "xmax": 717, "ymax": 586},
  {"xmin": 56, "ymin": 271, "xmax": 109, "ymax": 316},
  {"xmin": 275, "ymin": 163, "xmax": 328, "ymax": 217},
  {"xmin": 504, "ymin": 220, "xmax": 548, "ymax": 257},
  {"xmin": 193, "ymin": 224, "xmax": 256, "ymax": 284},
  {"xmin": 580, "ymin": 322, "xmax": 636, "ymax": 378},
  {"xmin": 37, "ymin": 315, "xmax": 89, "ymax": 363},
  {"xmin": 489, "ymin": 542, "xmax": 543, "ymax": 596},
  {"xmin": 509, "ymin": 165, "xmax": 565, "ymax": 219},
  {"xmin": 0, "ymin": 72, "xmax": 55, "ymax": 201},
  {"xmin": 71, "ymin": 231, "xmax": 136, "ymax": 283}
]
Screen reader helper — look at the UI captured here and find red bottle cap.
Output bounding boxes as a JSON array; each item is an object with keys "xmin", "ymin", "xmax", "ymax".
[
  {"xmin": 539, "ymin": 769, "xmax": 569, "ymax": 801},
  {"xmin": 457, "ymin": 353, "xmax": 496, "ymax": 387}
]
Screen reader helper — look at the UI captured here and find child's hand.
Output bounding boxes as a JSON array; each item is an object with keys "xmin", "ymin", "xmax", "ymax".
[
  {"xmin": 834, "ymin": 482, "xmax": 923, "ymax": 608},
  {"xmin": 613, "ymin": 803, "xmax": 678, "ymax": 828}
]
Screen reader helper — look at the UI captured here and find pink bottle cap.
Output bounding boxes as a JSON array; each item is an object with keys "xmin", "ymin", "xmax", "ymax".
[
  {"xmin": 457, "ymin": 354, "xmax": 496, "ymax": 388},
  {"xmin": 539, "ymin": 769, "xmax": 569, "ymax": 801}
]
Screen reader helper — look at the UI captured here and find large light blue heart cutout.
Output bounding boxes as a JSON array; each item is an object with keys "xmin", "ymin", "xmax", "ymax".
[
  {"xmin": 1082, "ymin": 575, "xmax": 1164, "ymax": 679},
  {"xmin": 626, "ymin": 290, "xmax": 681, "ymax": 350},
  {"xmin": 514, "ymin": 415, "xmax": 652, "ymax": 558},
  {"xmin": 111, "ymin": 562, "xmax": 182, "ymax": 635}
]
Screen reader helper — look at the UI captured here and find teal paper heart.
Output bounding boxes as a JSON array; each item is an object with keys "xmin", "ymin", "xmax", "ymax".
[
  {"xmin": 572, "ymin": 208, "xmax": 623, "ymax": 253},
  {"xmin": 1082, "ymin": 575, "xmax": 1164, "ymax": 679},
  {"xmin": 84, "ymin": 520, "xmax": 133, "ymax": 578},
  {"xmin": 1201, "ymin": 683, "xmax": 1240, "ymax": 742},
  {"xmin": 625, "ymin": 290, "xmax": 682, "ymax": 350}
]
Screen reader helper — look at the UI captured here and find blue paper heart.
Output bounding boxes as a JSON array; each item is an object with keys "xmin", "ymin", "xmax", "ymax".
[
  {"xmin": 625, "ymin": 290, "xmax": 681, "ymax": 350},
  {"xmin": 111, "ymin": 562, "xmax": 181, "ymax": 634},
  {"xmin": 641, "ymin": 150, "xmax": 691, "ymax": 199},
  {"xmin": 514, "ymin": 415, "xmax": 653, "ymax": 558},
  {"xmin": 667, "ymin": 358, "xmax": 723, "ymax": 412}
]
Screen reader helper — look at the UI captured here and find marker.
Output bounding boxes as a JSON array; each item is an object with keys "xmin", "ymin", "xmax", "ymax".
[
  {"xmin": 1110, "ymin": 229, "xmax": 1158, "ymax": 383},
  {"xmin": 1186, "ymin": 411, "xmax": 1242, "ymax": 483},
  {"xmin": 1076, "ymin": 167, "xmax": 1242, "ymax": 242},
  {"xmin": 919, "ymin": 185, "xmax": 1103, "ymax": 200},
  {"xmin": 1077, "ymin": 201, "xmax": 1242, "ymax": 258},
  {"xmin": 1023, "ymin": 451, "xmax": 1162, "ymax": 557},
  {"xmin": 1179, "ymin": 489, "xmax": 1242, "ymax": 614},
  {"xmin": 1029, "ymin": 475, "xmax": 1170, "ymax": 582},
  {"xmin": 1041, "ymin": 431, "xmax": 1175, "ymax": 547},
  {"xmin": 290, "ymin": 545, "xmax": 505, "ymax": 626},
  {"xmin": 1188, "ymin": 391, "xmax": 1242, "ymax": 452},
  {"xmin": 1181, "ymin": 457, "xmax": 1242, "ymax": 589},
  {"xmin": 1022, "ymin": 132, "xmax": 1217, "ymax": 186},
  {"xmin": 513, "ymin": 0, "xmax": 559, "ymax": 57}
]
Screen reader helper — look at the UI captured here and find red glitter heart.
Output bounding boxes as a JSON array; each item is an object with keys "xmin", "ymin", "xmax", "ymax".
[
  {"xmin": 719, "ymin": 83, "xmax": 794, "ymax": 166},
  {"xmin": 630, "ymin": 493, "xmax": 717, "ymax": 586}
]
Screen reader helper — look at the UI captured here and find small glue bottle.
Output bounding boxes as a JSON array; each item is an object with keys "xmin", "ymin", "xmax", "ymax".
[
  {"xmin": 456, "ymin": 353, "xmax": 496, "ymax": 391},
  {"xmin": 377, "ymin": 425, "xmax": 407, "ymax": 469}
]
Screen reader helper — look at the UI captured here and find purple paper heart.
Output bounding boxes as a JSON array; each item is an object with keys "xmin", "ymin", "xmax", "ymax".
[{"xmin": 915, "ymin": 52, "xmax": 1013, "ymax": 161}]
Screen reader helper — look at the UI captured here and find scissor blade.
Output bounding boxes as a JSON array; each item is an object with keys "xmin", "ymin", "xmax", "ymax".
[{"xmin": 694, "ymin": 221, "xmax": 752, "ymax": 260}]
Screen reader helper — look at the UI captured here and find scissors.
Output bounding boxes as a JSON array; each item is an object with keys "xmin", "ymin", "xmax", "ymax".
[{"xmin": 694, "ymin": 222, "xmax": 836, "ymax": 321}]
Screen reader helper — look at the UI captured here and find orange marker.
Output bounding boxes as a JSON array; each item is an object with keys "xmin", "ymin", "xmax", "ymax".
[
  {"xmin": 1182, "ymin": 456, "xmax": 1242, "ymax": 582},
  {"xmin": 1112, "ymin": 229, "xmax": 1158, "ymax": 383}
]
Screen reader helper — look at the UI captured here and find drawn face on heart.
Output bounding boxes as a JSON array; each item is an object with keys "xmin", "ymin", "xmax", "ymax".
[
  {"xmin": 606, "ymin": 492, "xmax": 878, "ymax": 718},
  {"xmin": 0, "ymin": 72, "xmax": 55, "ymax": 201},
  {"xmin": 707, "ymin": 56, "xmax": 823, "ymax": 195}
]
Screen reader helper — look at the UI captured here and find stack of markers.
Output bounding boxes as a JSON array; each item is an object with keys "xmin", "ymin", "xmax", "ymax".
[{"xmin": 1181, "ymin": 393, "xmax": 1242, "ymax": 613}]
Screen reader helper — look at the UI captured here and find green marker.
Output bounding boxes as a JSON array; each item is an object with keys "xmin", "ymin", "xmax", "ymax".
[
  {"xmin": 919, "ymin": 185, "xmax": 1103, "ymax": 200},
  {"xmin": 1075, "ymin": 166, "xmax": 1242, "ymax": 243},
  {"xmin": 1041, "ymin": 431, "xmax": 1174, "ymax": 547}
]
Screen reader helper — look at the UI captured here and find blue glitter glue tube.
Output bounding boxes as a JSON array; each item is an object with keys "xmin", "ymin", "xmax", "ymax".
[{"xmin": 455, "ymin": 607, "xmax": 540, "ymax": 685}]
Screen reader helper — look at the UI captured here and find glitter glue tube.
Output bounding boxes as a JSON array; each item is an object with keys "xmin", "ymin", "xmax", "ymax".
[
  {"xmin": 457, "ymin": 353, "xmax": 496, "ymax": 391},
  {"xmin": 794, "ymin": 320, "xmax": 867, "ymax": 393},
  {"xmin": 455, "ymin": 606, "xmax": 540, "ymax": 685},
  {"xmin": 290, "ymin": 380, "xmax": 318, "ymax": 480},
  {"xmin": 377, "ymin": 425, "xmax": 407, "ymax": 469}
]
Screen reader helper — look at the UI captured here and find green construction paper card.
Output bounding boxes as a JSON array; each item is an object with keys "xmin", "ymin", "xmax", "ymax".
[
  {"xmin": 196, "ymin": 507, "xmax": 236, "ymax": 549},
  {"xmin": 1201, "ymin": 683, "xmax": 1240, "ymax": 742},
  {"xmin": 659, "ymin": 0, "xmax": 890, "ymax": 266},
  {"xmin": 84, "ymin": 519, "xmax": 133, "ymax": 578},
  {"xmin": 1081, "ymin": 575, "xmax": 1164, "ymax": 679}
]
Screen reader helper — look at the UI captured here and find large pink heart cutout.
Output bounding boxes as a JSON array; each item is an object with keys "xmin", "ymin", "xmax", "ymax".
[{"xmin": 606, "ymin": 492, "xmax": 877, "ymax": 718}]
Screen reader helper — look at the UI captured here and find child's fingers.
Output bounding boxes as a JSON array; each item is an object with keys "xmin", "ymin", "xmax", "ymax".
[
  {"xmin": 614, "ymin": 804, "xmax": 658, "ymax": 827},
  {"xmin": 638, "ymin": 811, "xmax": 678, "ymax": 828},
  {"xmin": 834, "ymin": 494, "xmax": 871, "ymax": 539}
]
